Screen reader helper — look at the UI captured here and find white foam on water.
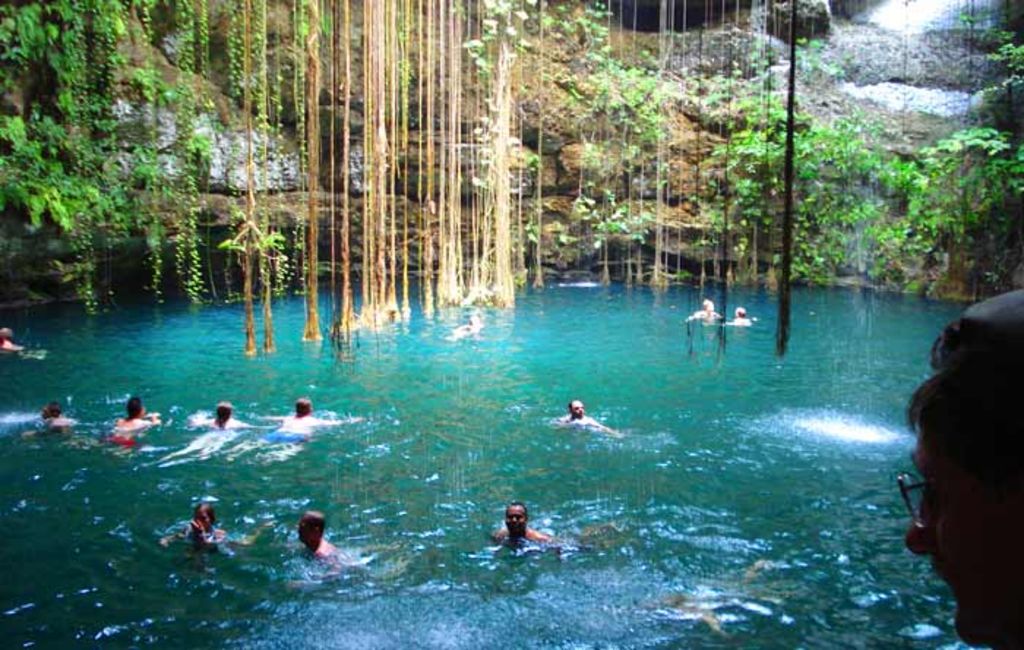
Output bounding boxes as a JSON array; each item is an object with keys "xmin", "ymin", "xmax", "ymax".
[
  {"xmin": 0, "ymin": 412, "xmax": 39, "ymax": 426},
  {"xmin": 156, "ymin": 430, "xmax": 241, "ymax": 467},
  {"xmin": 556, "ymin": 282, "xmax": 600, "ymax": 288},
  {"xmin": 899, "ymin": 623, "xmax": 943, "ymax": 639}
]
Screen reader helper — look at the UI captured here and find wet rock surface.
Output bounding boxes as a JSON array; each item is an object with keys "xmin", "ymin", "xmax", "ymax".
[
  {"xmin": 823, "ymin": 23, "xmax": 997, "ymax": 91},
  {"xmin": 771, "ymin": 0, "xmax": 832, "ymax": 43}
]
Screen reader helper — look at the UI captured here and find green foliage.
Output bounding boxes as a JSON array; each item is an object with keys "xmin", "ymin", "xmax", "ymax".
[
  {"xmin": 870, "ymin": 128, "xmax": 1024, "ymax": 287},
  {"xmin": 713, "ymin": 95, "xmax": 885, "ymax": 284},
  {"xmin": 0, "ymin": 0, "xmax": 220, "ymax": 308},
  {"xmin": 797, "ymin": 38, "xmax": 845, "ymax": 81}
]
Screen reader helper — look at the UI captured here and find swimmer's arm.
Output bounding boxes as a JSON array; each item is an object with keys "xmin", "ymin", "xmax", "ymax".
[
  {"xmin": 321, "ymin": 415, "xmax": 365, "ymax": 425},
  {"xmin": 526, "ymin": 529, "xmax": 552, "ymax": 543},
  {"xmin": 491, "ymin": 528, "xmax": 509, "ymax": 543},
  {"xmin": 583, "ymin": 417, "xmax": 623, "ymax": 437},
  {"xmin": 232, "ymin": 520, "xmax": 274, "ymax": 547},
  {"xmin": 599, "ymin": 425, "xmax": 624, "ymax": 438},
  {"xmin": 159, "ymin": 527, "xmax": 188, "ymax": 547}
]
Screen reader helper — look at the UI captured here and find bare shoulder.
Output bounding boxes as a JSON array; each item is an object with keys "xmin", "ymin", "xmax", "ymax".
[{"xmin": 527, "ymin": 529, "xmax": 552, "ymax": 543}]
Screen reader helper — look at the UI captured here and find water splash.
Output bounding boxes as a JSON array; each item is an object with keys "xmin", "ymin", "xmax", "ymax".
[
  {"xmin": 0, "ymin": 412, "xmax": 39, "ymax": 426},
  {"xmin": 789, "ymin": 412, "xmax": 903, "ymax": 444}
]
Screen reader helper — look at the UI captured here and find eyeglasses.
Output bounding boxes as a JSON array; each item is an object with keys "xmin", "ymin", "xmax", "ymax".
[{"xmin": 897, "ymin": 472, "xmax": 931, "ymax": 527}]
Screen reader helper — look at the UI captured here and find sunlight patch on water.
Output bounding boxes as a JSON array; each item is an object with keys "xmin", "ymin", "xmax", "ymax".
[
  {"xmin": 791, "ymin": 412, "xmax": 902, "ymax": 444},
  {"xmin": 759, "ymin": 409, "xmax": 905, "ymax": 445}
]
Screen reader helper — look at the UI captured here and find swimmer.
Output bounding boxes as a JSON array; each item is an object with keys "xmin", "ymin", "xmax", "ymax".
[
  {"xmin": 0, "ymin": 327, "xmax": 24, "ymax": 352},
  {"xmin": 298, "ymin": 510, "xmax": 338, "ymax": 559},
  {"xmin": 687, "ymin": 299, "xmax": 722, "ymax": 323},
  {"xmin": 160, "ymin": 503, "xmax": 226, "ymax": 550},
  {"xmin": 112, "ymin": 396, "xmax": 160, "ymax": 442},
  {"xmin": 557, "ymin": 399, "xmax": 621, "ymax": 437},
  {"xmin": 270, "ymin": 398, "xmax": 362, "ymax": 434},
  {"xmin": 492, "ymin": 502, "xmax": 552, "ymax": 545},
  {"xmin": 450, "ymin": 314, "xmax": 484, "ymax": 340},
  {"xmin": 728, "ymin": 307, "xmax": 753, "ymax": 327},
  {"xmin": 289, "ymin": 511, "xmax": 371, "ymax": 586},
  {"xmin": 211, "ymin": 401, "xmax": 248, "ymax": 429},
  {"xmin": 658, "ymin": 592, "xmax": 727, "ymax": 635},
  {"xmin": 41, "ymin": 402, "xmax": 75, "ymax": 431}
]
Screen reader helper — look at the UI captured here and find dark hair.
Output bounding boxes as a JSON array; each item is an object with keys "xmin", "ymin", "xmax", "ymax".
[
  {"xmin": 126, "ymin": 396, "xmax": 143, "ymax": 418},
  {"xmin": 298, "ymin": 510, "xmax": 325, "ymax": 534},
  {"xmin": 930, "ymin": 290, "xmax": 1024, "ymax": 369},
  {"xmin": 506, "ymin": 501, "xmax": 528, "ymax": 517},
  {"xmin": 193, "ymin": 503, "xmax": 216, "ymax": 523},
  {"xmin": 215, "ymin": 401, "xmax": 233, "ymax": 426},
  {"xmin": 909, "ymin": 349, "xmax": 1024, "ymax": 492},
  {"xmin": 42, "ymin": 401, "xmax": 61, "ymax": 419},
  {"xmin": 910, "ymin": 291, "xmax": 1024, "ymax": 492},
  {"xmin": 295, "ymin": 398, "xmax": 313, "ymax": 417}
]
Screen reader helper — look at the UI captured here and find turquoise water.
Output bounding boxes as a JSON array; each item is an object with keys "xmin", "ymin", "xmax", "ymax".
[{"xmin": 0, "ymin": 286, "xmax": 964, "ymax": 648}]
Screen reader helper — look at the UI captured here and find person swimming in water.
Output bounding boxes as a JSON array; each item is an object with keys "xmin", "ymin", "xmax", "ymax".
[
  {"xmin": 0, "ymin": 327, "xmax": 24, "ymax": 352},
  {"xmin": 267, "ymin": 398, "xmax": 362, "ymax": 441},
  {"xmin": 492, "ymin": 502, "xmax": 552, "ymax": 545},
  {"xmin": 556, "ymin": 399, "xmax": 620, "ymax": 436},
  {"xmin": 450, "ymin": 314, "xmax": 484, "ymax": 340},
  {"xmin": 160, "ymin": 503, "xmax": 269, "ymax": 550},
  {"xmin": 111, "ymin": 396, "xmax": 160, "ymax": 444},
  {"xmin": 211, "ymin": 401, "xmax": 248, "ymax": 429},
  {"xmin": 40, "ymin": 402, "xmax": 75, "ymax": 431},
  {"xmin": 298, "ymin": 510, "xmax": 339, "ymax": 559},
  {"xmin": 687, "ymin": 299, "xmax": 722, "ymax": 323},
  {"xmin": 728, "ymin": 307, "xmax": 753, "ymax": 327},
  {"xmin": 160, "ymin": 503, "xmax": 226, "ymax": 550}
]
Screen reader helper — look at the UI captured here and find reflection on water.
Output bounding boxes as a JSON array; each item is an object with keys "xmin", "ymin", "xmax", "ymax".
[{"xmin": 0, "ymin": 286, "xmax": 962, "ymax": 646}]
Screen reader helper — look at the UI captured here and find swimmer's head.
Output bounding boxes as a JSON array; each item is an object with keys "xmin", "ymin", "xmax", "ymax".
[
  {"xmin": 298, "ymin": 510, "xmax": 326, "ymax": 551},
  {"xmin": 295, "ymin": 398, "xmax": 313, "ymax": 418},
  {"xmin": 41, "ymin": 401, "xmax": 62, "ymax": 419},
  {"xmin": 0, "ymin": 327, "xmax": 12, "ymax": 340},
  {"xmin": 505, "ymin": 501, "xmax": 529, "ymax": 539},
  {"xmin": 736, "ymin": 307, "xmax": 747, "ymax": 318},
  {"xmin": 126, "ymin": 396, "xmax": 144, "ymax": 419},
  {"xmin": 568, "ymin": 400, "xmax": 585, "ymax": 420},
  {"xmin": 215, "ymin": 401, "xmax": 233, "ymax": 426},
  {"xmin": 702, "ymin": 299, "xmax": 714, "ymax": 312},
  {"xmin": 470, "ymin": 314, "xmax": 482, "ymax": 327},
  {"xmin": 191, "ymin": 503, "xmax": 216, "ymax": 534}
]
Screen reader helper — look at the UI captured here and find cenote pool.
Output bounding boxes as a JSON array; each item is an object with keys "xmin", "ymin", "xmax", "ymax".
[{"xmin": 0, "ymin": 286, "xmax": 965, "ymax": 648}]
